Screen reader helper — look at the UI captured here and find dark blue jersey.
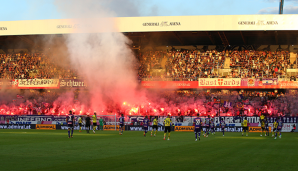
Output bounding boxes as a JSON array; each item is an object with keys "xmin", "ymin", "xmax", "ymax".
[
  {"xmin": 119, "ymin": 116, "xmax": 124, "ymax": 125},
  {"xmin": 210, "ymin": 121, "xmax": 215, "ymax": 128},
  {"xmin": 277, "ymin": 119, "xmax": 283, "ymax": 129},
  {"xmin": 67, "ymin": 114, "xmax": 74, "ymax": 125},
  {"xmin": 143, "ymin": 118, "xmax": 149, "ymax": 127},
  {"xmin": 220, "ymin": 120, "xmax": 225, "ymax": 128},
  {"xmin": 193, "ymin": 117, "xmax": 202, "ymax": 128},
  {"xmin": 205, "ymin": 118, "xmax": 210, "ymax": 126}
]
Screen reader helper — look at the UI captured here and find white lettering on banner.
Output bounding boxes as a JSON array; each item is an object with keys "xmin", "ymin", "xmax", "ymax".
[
  {"xmin": 199, "ymin": 78, "xmax": 241, "ymax": 87},
  {"xmin": 0, "ymin": 125, "xmax": 31, "ymax": 129},
  {"xmin": 13, "ymin": 79, "xmax": 59, "ymax": 88},
  {"xmin": 60, "ymin": 79, "xmax": 87, "ymax": 88}
]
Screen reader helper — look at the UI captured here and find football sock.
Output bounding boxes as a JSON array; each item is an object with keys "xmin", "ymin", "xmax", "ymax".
[
  {"xmin": 168, "ymin": 133, "xmax": 170, "ymax": 138},
  {"xmin": 195, "ymin": 133, "xmax": 197, "ymax": 139},
  {"xmin": 68, "ymin": 130, "xmax": 70, "ymax": 137},
  {"xmin": 198, "ymin": 132, "xmax": 201, "ymax": 137},
  {"xmin": 155, "ymin": 130, "xmax": 157, "ymax": 135},
  {"xmin": 223, "ymin": 131, "xmax": 224, "ymax": 135},
  {"xmin": 164, "ymin": 133, "xmax": 166, "ymax": 137},
  {"xmin": 79, "ymin": 127, "xmax": 81, "ymax": 131},
  {"xmin": 71, "ymin": 129, "xmax": 73, "ymax": 136}
]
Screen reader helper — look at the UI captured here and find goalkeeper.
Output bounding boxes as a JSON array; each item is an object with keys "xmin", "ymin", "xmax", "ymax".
[{"xmin": 99, "ymin": 117, "xmax": 104, "ymax": 131}]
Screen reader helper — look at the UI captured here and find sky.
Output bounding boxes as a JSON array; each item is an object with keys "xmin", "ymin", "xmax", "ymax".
[{"xmin": 0, "ymin": 0, "xmax": 297, "ymax": 21}]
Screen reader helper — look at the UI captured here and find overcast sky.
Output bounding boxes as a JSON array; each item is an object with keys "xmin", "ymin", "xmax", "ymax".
[{"xmin": 0, "ymin": 0, "xmax": 298, "ymax": 21}]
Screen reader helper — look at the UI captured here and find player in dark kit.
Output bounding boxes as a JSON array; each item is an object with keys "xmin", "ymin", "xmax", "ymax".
[
  {"xmin": 119, "ymin": 114, "xmax": 124, "ymax": 135},
  {"xmin": 275, "ymin": 117, "xmax": 283, "ymax": 139},
  {"xmin": 85, "ymin": 115, "xmax": 91, "ymax": 133},
  {"xmin": 220, "ymin": 118, "xmax": 225, "ymax": 136},
  {"xmin": 210, "ymin": 119, "xmax": 215, "ymax": 135},
  {"xmin": 193, "ymin": 114, "xmax": 202, "ymax": 141},
  {"xmin": 66, "ymin": 110, "xmax": 75, "ymax": 138},
  {"xmin": 265, "ymin": 118, "xmax": 269, "ymax": 136},
  {"xmin": 143, "ymin": 116, "xmax": 149, "ymax": 137},
  {"xmin": 204, "ymin": 115, "xmax": 211, "ymax": 137}
]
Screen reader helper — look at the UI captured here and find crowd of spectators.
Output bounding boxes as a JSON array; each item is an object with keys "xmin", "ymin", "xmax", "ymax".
[
  {"xmin": 0, "ymin": 49, "xmax": 296, "ymax": 81},
  {"xmin": 0, "ymin": 53, "xmax": 77, "ymax": 79},
  {"xmin": 138, "ymin": 49, "xmax": 296, "ymax": 80}
]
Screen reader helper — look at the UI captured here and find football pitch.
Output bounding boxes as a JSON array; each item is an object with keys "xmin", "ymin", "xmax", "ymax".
[{"xmin": 0, "ymin": 130, "xmax": 297, "ymax": 171}]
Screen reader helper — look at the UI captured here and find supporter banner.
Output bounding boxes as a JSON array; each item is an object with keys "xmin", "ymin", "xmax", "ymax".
[
  {"xmin": 0, "ymin": 80, "xmax": 14, "ymax": 89},
  {"xmin": 104, "ymin": 125, "xmax": 121, "ymax": 130},
  {"xmin": 199, "ymin": 78, "xmax": 241, "ymax": 87},
  {"xmin": 141, "ymin": 80, "xmax": 298, "ymax": 89},
  {"xmin": 248, "ymin": 127, "xmax": 272, "ymax": 132},
  {"xmin": 279, "ymin": 81, "xmax": 298, "ymax": 89},
  {"xmin": 36, "ymin": 124, "xmax": 56, "ymax": 130},
  {"xmin": 260, "ymin": 78, "xmax": 278, "ymax": 86},
  {"xmin": 12, "ymin": 79, "xmax": 59, "ymax": 89},
  {"xmin": 241, "ymin": 78, "xmax": 260, "ymax": 86},
  {"xmin": 141, "ymin": 81, "xmax": 198, "ymax": 89},
  {"xmin": 0, "ymin": 124, "xmax": 35, "ymax": 129},
  {"xmin": 59, "ymin": 79, "xmax": 87, "ymax": 88}
]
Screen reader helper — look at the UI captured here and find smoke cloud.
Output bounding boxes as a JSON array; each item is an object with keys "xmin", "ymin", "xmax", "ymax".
[{"xmin": 52, "ymin": 0, "xmax": 143, "ymax": 113}]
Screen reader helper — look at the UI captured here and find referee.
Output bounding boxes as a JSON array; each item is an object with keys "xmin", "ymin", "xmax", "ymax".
[{"xmin": 85, "ymin": 115, "xmax": 91, "ymax": 134}]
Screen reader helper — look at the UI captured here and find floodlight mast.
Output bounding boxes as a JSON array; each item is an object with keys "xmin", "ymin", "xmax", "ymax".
[{"xmin": 279, "ymin": 0, "xmax": 284, "ymax": 14}]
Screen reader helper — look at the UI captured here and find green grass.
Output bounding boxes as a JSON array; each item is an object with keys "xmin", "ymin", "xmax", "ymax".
[{"xmin": 0, "ymin": 130, "xmax": 297, "ymax": 171}]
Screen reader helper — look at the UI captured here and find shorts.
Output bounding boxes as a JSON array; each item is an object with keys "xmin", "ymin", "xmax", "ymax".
[
  {"xmin": 221, "ymin": 127, "xmax": 225, "ymax": 130},
  {"xmin": 277, "ymin": 128, "xmax": 281, "ymax": 132},
  {"xmin": 120, "ymin": 124, "xmax": 124, "ymax": 127},
  {"xmin": 143, "ymin": 126, "xmax": 148, "ymax": 131},
  {"xmin": 68, "ymin": 124, "xmax": 73, "ymax": 129},
  {"xmin": 152, "ymin": 125, "xmax": 158, "ymax": 130},
  {"xmin": 243, "ymin": 127, "xmax": 248, "ymax": 131},
  {"xmin": 273, "ymin": 128, "xmax": 276, "ymax": 132},
  {"xmin": 93, "ymin": 123, "xmax": 97, "ymax": 126},
  {"xmin": 265, "ymin": 127, "xmax": 269, "ymax": 131},
  {"xmin": 194, "ymin": 127, "xmax": 201, "ymax": 133},
  {"xmin": 79, "ymin": 123, "xmax": 82, "ymax": 127},
  {"xmin": 261, "ymin": 127, "xmax": 265, "ymax": 130},
  {"xmin": 164, "ymin": 126, "xmax": 171, "ymax": 133},
  {"xmin": 205, "ymin": 126, "xmax": 210, "ymax": 130}
]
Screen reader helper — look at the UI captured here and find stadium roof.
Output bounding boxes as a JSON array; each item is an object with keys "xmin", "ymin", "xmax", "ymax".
[{"xmin": 0, "ymin": 15, "xmax": 298, "ymax": 51}]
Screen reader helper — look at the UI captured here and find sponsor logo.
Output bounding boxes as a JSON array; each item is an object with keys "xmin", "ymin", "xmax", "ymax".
[
  {"xmin": 129, "ymin": 127, "xmax": 143, "ymax": 131},
  {"xmin": 104, "ymin": 125, "xmax": 121, "ymax": 130},
  {"xmin": 0, "ymin": 124, "xmax": 32, "ymax": 129},
  {"xmin": 160, "ymin": 21, "xmax": 181, "ymax": 27},
  {"xmin": 238, "ymin": 21, "xmax": 255, "ymax": 25},
  {"xmin": 57, "ymin": 25, "xmax": 72, "ymax": 29},
  {"xmin": 142, "ymin": 22, "xmax": 181, "ymax": 27},
  {"xmin": 0, "ymin": 27, "xmax": 7, "ymax": 31},
  {"xmin": 36, "ymin": 124, "xmax": 56, "ymax": 130},
  {"xmin": 256, "ymin": 20, "xmax": 278, "ymax": 25},
  {"xmin": 238, "ymin": 21, "xmax": 278, "ymax": 26},
  {"xmin": 142, "ymin": 22, "xmax": 159, "ymax": 26},
  {"xmin": 175, "ymin": 126, "xmax": 194, "ymax": 132},
  {"xmin": 248, "ymin": 127, "xmax": 271, "ymax": 132}
]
